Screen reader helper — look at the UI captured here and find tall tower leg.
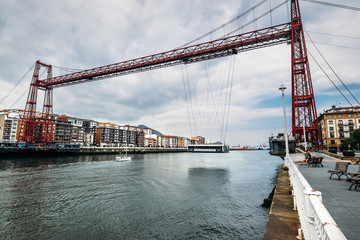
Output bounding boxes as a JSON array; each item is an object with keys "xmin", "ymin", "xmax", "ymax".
[
  {"xmin": 291, "ymin": 0, "xmax": 320, "ymax": 149},
  {"xmin": 19, "ymin": 61, "xmax": 41, "ymax": 144},
  {"xmin": 19, "ymin": 60, "xmax": 54, "ymax": 145}
]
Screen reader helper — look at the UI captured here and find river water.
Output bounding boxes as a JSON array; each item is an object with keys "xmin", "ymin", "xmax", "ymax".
[{"xmin": 0, "ymin": 151, "xmax": 282, "ymax": 240}]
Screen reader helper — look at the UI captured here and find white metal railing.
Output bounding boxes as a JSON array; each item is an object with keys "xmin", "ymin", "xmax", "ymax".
[{"xmin": 284, "ymin": 156, "xmax": 347, "ymax": 240}]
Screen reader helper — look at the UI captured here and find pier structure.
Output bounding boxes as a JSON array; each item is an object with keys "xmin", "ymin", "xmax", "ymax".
[{"xmin": 187, "ymin": 144, "xmax": 229, "ymax": 153}]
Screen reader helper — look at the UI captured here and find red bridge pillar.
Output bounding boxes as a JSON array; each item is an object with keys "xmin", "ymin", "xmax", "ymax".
[
  {"xmin": 19, "ymin": 60, "xmax": 54, "ymax": 145},
  {"xmin": 291, "ymin": 0, "xmax": 320, "ymax": 149}
]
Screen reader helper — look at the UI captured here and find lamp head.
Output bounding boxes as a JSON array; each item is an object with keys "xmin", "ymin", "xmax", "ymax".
[{"xmin": 279, "ymin": 83, "xmax": 286, "ymax": 92}]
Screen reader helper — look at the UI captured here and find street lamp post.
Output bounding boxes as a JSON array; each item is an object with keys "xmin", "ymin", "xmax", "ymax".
[
  {"xmin": 279, "ymin": 83, "xmax": 290, "ymax": 158},
  {"xmin": 303, "ymin": 123, "xmax": 307, "ymax": 151}
]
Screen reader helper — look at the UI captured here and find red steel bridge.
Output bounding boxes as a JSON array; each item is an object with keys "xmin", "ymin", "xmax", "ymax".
[{"xmin": 19, "ymin": 0, "xmax": 320, "ymax": 148}]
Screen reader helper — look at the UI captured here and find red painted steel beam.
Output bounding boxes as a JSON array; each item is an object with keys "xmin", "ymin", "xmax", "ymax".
[{"xmin": 39, "ymin": 23, "xmax": 291, "ymax": 88}]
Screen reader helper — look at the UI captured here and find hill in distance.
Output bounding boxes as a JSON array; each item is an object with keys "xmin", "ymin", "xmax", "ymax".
[{"xmin": 138, "ymin": 124, "xmax": 163, "ymax": 135}]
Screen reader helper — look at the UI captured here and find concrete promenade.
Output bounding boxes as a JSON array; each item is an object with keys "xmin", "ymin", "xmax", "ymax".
[{"xmin": 291, "ymin": 152, "xmax": 360, "ymax": 240}]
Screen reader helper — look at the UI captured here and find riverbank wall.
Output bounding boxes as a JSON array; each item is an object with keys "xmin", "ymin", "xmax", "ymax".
[
  {"xmin": 263, "ymin": 166, "xmax": 300, "ymax": 240},
  {"xmin": 0, "ymin": 147, "xmax": 187, "ymax": 158}
]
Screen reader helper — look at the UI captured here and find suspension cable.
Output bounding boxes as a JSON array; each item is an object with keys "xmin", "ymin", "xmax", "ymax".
[
  {"xmin": 178, "ymin": 0, "xmax": 268, "ymax": 48},
  {"xmin": 223, "ymin": 55, "xmax": 236, "ymax": 144},
  {"xmin": 305, "ymin": 30, "xmax": 360, "ymax": 105},
  {"xmin": 0, "ymin": 63, "xmax": 35, "ymax": 106},
  {"xmin": 225, "ymin": 0, "xmax": 288, "ymax": 37},
  {"xmin": 307, "ymin": 49, "xmax": 353, "ymax": 107},
  {"xmin": 302, "ymin": 0, "xmax": 360, "ymax": 11},
  {"xmin": 306, "ymin": 31, "xmax": 360, "ymax": 40},
  {"xmin": 181, "ymin": 65, "xmax": 193, "ymax": 137}
]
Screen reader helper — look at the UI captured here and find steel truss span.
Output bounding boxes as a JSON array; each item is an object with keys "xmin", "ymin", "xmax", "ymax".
[
  {"xmin": 40, "ymin": 23, "xmax": 291, "ymax": 88},
  {"xmin": 20, "ymin": 0, "xmax": 320, "ymax": 149}
]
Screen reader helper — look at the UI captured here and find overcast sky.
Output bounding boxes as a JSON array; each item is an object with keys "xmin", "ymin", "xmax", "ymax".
[{"xmin": 1, "ymin": 0, "xmax": 359, "ymax": 146}]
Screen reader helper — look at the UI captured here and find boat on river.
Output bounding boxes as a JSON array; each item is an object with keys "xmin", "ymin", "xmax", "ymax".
[{"xmin": 116, "ymin": 155, "xmax": 131, "ymax": 161}]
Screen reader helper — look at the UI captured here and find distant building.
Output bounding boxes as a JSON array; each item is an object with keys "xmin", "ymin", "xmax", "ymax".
[
  {"xmin": 0, "ymin": 110, "xmax": 21, "ymax": 143},
  {"xmin": 0, "ymin": 109, "xmax": 190, "ymax": 148},
  {"xmin": 55, "ymin": 115, "xmax": 72, "ymax": 144},
  {"xmin": 318, "ymin": 105, "xmax": 360, "ymax": 151},
  {"xmin": 191, "ymin": 136, "xmax": 205, "ymax": 145}
]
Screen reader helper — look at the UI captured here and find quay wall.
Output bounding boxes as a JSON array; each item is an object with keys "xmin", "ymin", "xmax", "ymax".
[{"xmin": 0, "ymin": 147, "xmax": 187, "ymax": 158}]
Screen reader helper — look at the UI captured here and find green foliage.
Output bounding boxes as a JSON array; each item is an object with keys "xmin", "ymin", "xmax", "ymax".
[
  {"xmin": 329, "ymin": 148, "xmax": 337, "ymax": 154},
  {"xmin": 352, "ymin": 129, "xmax": 360, "ymax": 141},
  {"xmin": 340, "ymin": 138, "xmax": 356, "ymax": 152},
  {"xmin": 342, "ymin": 150, "xmax": 355, "ymax": 157}
]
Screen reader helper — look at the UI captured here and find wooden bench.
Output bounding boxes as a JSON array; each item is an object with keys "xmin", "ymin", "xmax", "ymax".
[
  {"xmin": 328, "ymin": 162, "xmax": 350, "ymax": 180},
  {"xmin": 347, "ymin": 165, "xmax": 360, "ymax": 178},
  {"xmin": 348, "ymin": 176, "xmax": 360, "ymax": 191},
  {"xmin": 307, "ymin": 156, "xmax": 323, "ymax": 168}
]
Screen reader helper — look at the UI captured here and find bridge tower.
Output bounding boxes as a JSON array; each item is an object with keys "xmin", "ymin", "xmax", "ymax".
[
  {"xmin": 290, "ymin": 0, "xmax": 320, "ymax": 148},
  {"xmin": 18, "ymin": 60, "xmax": 54, "ymax": 144}
]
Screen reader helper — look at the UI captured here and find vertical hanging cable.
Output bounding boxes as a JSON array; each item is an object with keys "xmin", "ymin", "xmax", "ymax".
[
  {"xmin": 269, "ymin": 0, "xmax": 273, "ymax": 26},
  {"xmin": 181, "ymin": 65, "xmax": 193, "ymax": 138},
  {"xmin": 223, "ymin": 55, "xmax": 237, "ymax": 144}
]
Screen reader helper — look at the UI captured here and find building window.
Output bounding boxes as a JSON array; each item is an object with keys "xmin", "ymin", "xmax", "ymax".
[
  {"xmin": 348, "ymin": 114, "xmax": 352, "ymax": 117},
  {"xmin": 338, "ymin": 120, "xmax": 343, "ymax": 125},
  {"xmin": 349, "ymin": 120, "xmax": 353, "ymax": 125},
  {"xmin": 329, "ymin": 120, "xmax": 333, "ymax": 125},
  {"xmin": 330, "ymin": 133, "xmax": 334, "ymax": 138},
  {"xmin": 350, "ymin": 126, "xmax": 354, "ymax": 131},
  {"xmin": 340, "ymin": 133, "xmax": 344, "ymax": 138},
  {"xmin": 329, "ymin": 126, "xmax": 334, "ymax": 131},
  {"xmin": 331, "ymin": 140, "xmax": 335, "ymax": 144},
  {"xmin": 338, "ymin": 114, "xmax": 342, "ymax": 117}
]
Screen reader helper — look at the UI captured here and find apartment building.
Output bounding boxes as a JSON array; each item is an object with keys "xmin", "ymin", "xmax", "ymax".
[
  {"xmin": 0, "ymin": 110, "xmax": 21, "ymax": 143},
  {"xmin": 318, "ymin": 106, "xmax": 360, "ymax": 151},
  {"xmin": 0, "ymin": 109, "xmax": 189, "ymax": 148},
  {"xmin": 55, "ymin": 115, "xmax": 72, "ymax": 144},
  {"xmin": 191, "ymin": 136, "xmax": 205, "ymax": 145},
  {"xmin": 83, "ymin": 119, "xmax": 98, "ymax": 145}
]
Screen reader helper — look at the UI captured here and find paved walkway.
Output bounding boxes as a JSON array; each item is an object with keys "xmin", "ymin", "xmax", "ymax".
[{"xmin": 291, "ymin": 152, "xmax": 360, "ymax": 240}]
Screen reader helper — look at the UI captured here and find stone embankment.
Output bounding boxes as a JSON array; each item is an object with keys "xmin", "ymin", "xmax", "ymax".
[{"xmin": 263, "ymin": 165, "xmax": 300, "ymax": 240}]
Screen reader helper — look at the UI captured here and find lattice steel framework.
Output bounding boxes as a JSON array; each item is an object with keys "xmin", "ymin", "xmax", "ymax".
[
  {"xmin": 20, "ymin": 0, "xmax": 320, "ymax": 147},
  {"xmin": 19, "ymin": 60, "xmax": 54, "ymax": 144},
  {"xmin": 291, "ymin": 0, "xmax": 320, "ymax": 148}
]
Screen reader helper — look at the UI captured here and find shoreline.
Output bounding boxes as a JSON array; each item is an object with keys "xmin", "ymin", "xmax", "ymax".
[{"xmin": 0, "ymin": 147, "xmax": 187, "ymax": 158}]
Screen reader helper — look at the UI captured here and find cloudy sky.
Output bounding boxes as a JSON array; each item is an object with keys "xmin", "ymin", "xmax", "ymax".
[{"xmin": 0, "ymin": 0, "xmax": 359, "ymax": 146}]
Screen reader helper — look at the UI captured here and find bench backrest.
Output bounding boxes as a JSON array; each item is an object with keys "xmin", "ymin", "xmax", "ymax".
[{"xmin": 334, "ymin": 162, "xmax": 349, "ymax": 172}]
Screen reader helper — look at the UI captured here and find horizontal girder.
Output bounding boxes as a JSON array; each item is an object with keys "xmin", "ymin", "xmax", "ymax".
[{"xmin": 40, "ymin": 23, "xmax": 291, "ymax": 88}]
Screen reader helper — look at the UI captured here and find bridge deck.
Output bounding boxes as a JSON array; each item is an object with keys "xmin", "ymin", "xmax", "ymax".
[{"xmin": 291, "ymin": 153, "xmax": 360, "ymax": 240}]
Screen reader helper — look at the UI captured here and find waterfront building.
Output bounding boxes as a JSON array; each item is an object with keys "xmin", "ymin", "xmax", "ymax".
[
  {"xmin": 144, "ymin": 133, "xmax": 158, "ymax": 147},
  {"xmin": 67, "ymin": 116, "xmax": 84, "ymax": 144},
  {"xmin": 191, "ymin": 136, "xmax": 205, "ymax": 145},
  {"xmin": 318, "ymin": 105, "xmax": 360, "ymax": 151},
  {"xmin": 82, "ymin": 119, "xmax": 98, "ymax": 146},
  {"xmin": 0, "ymin": 110, "xmax": 21, "ymax": 143},
  {"xmin": 55, "ymin": 115, "xmax": 72, "ymax": 144},
  {"xmin": 0, "ymin": 109, "xmax": 189, "ymax": 148}
]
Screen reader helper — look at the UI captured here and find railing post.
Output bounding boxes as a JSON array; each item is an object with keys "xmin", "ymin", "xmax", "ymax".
[{"xmin": 304, "ymin": 190, "xmax": 322, "ymax": 224}]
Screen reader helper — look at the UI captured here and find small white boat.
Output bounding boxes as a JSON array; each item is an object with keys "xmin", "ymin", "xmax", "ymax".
[
  {"xmin": 116, "ymin": 132, "xmax": 131, "ymax": 161},
  {"xmin": 116, "ymin": 155, "xmax": 131, "ymax": 161}
]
